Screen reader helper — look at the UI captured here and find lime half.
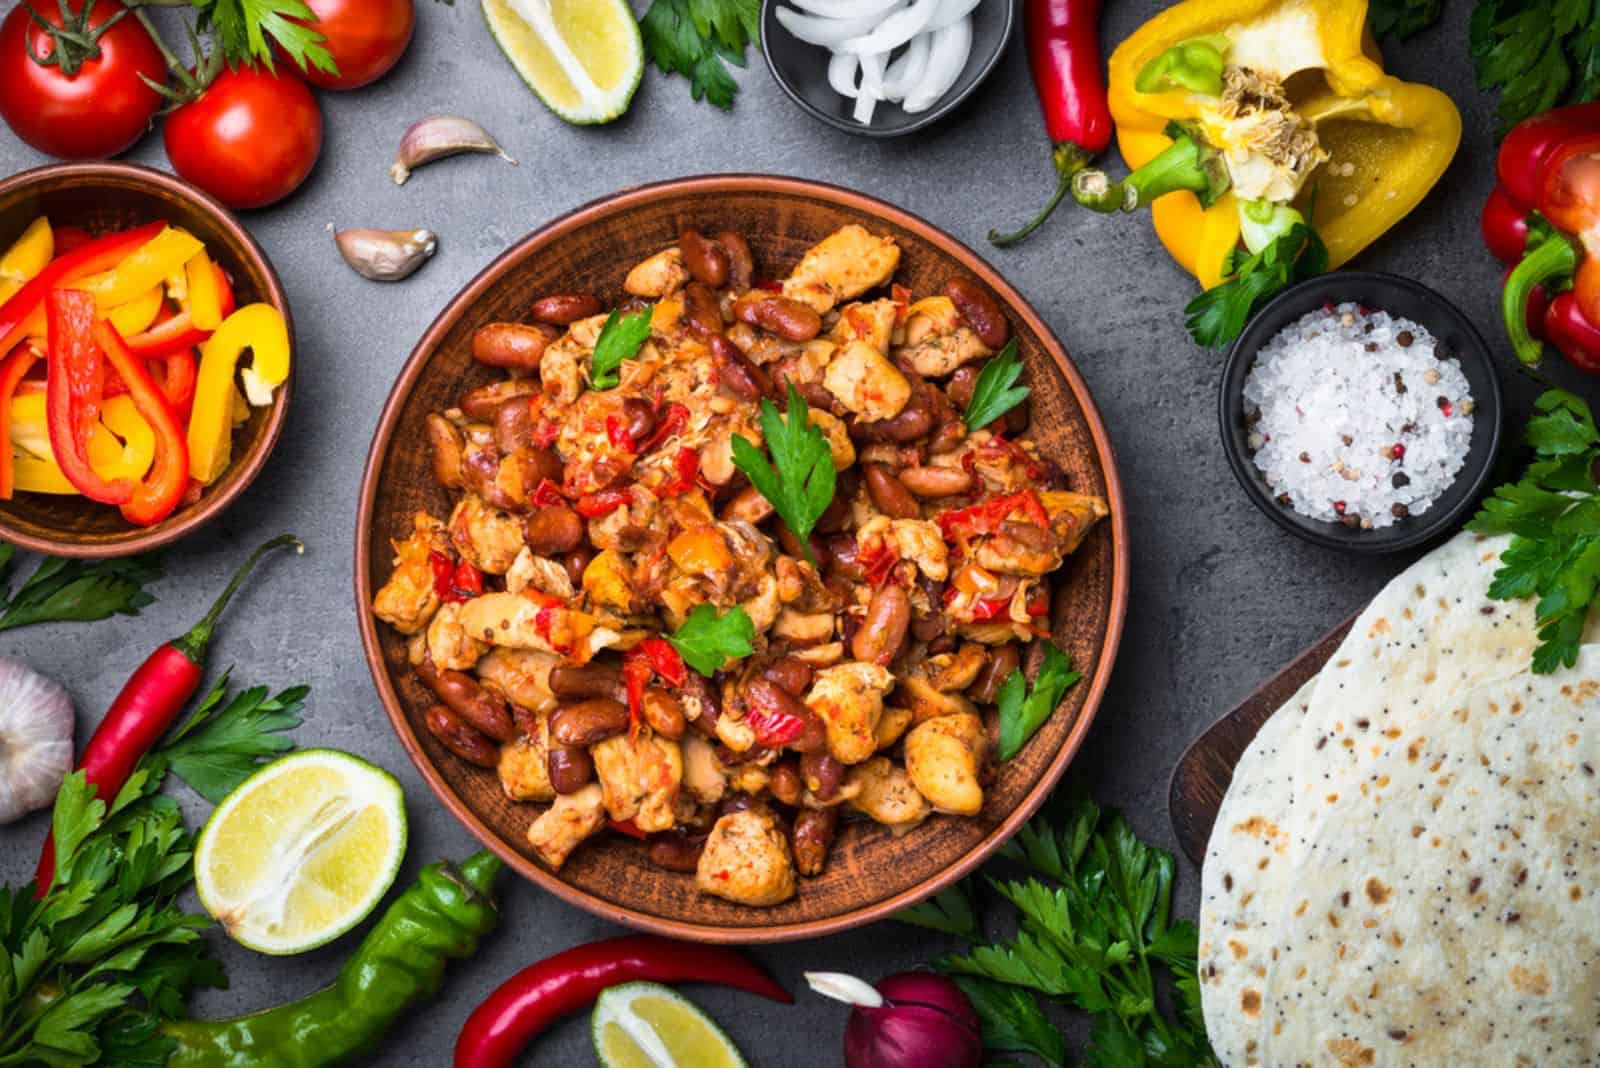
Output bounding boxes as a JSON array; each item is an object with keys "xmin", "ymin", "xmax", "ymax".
[
  {"xmin": 482, "ymin": 0, "xmax": 642, "ymax": 125},
  {"xmin": 193, "ymin": 749, "xmax": 407, "ymax": 955},
  {"xmin": 592, "ymin": 982, "xmax": 749, "ymax": 1068}
]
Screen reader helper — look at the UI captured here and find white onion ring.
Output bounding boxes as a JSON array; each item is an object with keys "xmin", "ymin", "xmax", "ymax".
[
  {"xmin": 927, "ymin": 0, "xmax": 982, "ymax": 32},
  {"xmin": 789, "ymin": 0, "xmax": 902, "ymax": 18},
  {"xmin": 901, "ymin": 17, "xmax": 971, "ymax": 113},
  {"xmin": 882, "ymin": 32, "xmax": 931, "ymax": 100},
  {"xmin": 775, "ymin": 6, "xmax": 884, "ymax": 48},
  {"xmin": 828, "ymin": 50, "xmax": 860, "ymax": 98},
  {"xmin": 837, "ymin": 0, "xmax": 940, "ymax": 56}
]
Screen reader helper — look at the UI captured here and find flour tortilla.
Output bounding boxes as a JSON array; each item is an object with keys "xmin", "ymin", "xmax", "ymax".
[
  {"xmin": 1257, "ymin": 651, "xmax": 1600, "ymax": 1066},
  {"xmin": 1198, "ymin": 677, "xmax": 1317, "ymax": 1068}
]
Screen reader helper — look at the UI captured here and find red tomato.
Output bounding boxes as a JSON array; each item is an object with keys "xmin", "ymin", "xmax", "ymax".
[
  {"xmin": 163, "ymin": 65, "xmax": 323, "ymax": 210},
  {"xmin": 296, "ymin": 0, "xmax": 415, "ymax": 90},
  {"xmin": 0, "ymin": 0, "xmax": 166, "ymax": 159}
]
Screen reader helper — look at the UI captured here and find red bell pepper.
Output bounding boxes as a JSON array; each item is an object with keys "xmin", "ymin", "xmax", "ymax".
[
  {"xmin": 0, "ymin": 222, "xmax": 165, "ymax": 358},
  {"xmin": 1483, "ymin": 102, "xmax": 1600, "ymax": 370},
  {"xmin": 573, "ymin": 488, "xmax": 630, "ymax": 518},
  {"xmin": 0, "ymin": 341, "xmax": 41, "ymax": 499},
  {"xmin": 429, "ymin": 550, "xmax": 483, "ymax": 604},
  {"xmin": 123, "ymin": 263, "xmax": 235, "ymax": 360},
  {"xmin": 46, "ymin": 290, "xmax": 132, "ymax": 505},
  {"xmin": 94, "ymin": 320, "xmax": 189, "ymax": 526},
  {"xmin": 622, "ymin": 638, "xmax": 687, "ymax": 729}
]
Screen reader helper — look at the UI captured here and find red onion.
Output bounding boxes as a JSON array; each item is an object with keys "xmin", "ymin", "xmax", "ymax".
[{"xmin": 806, "ymin": 970, "xmax": 983, "ymax": 1068}]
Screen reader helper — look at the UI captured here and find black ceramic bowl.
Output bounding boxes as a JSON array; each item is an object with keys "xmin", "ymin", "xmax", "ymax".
[
  {"xmin": 1219, "ymin": 272, "xmax": 1504, "ymax": 554},
  {"xmin": 760, "ymin": 0, "xmax": 1018, "ymax": 138}
]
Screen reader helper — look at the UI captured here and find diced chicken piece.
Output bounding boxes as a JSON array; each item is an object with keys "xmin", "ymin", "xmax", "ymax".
[
  {"xmin": 695, "ymin": 808, "xmax": 797, "ymax": 906},
  {"xmin": 856, "ymin": 516, "xmax": 949, "ymax": 583},
  {"xmin": 715, "ymin": 712, "xmax": 757, "ymax": 754},
  {"xmin": 625, "ymin": 248, "xmax": 689, "ymax": 299},
  {"xmin": 426, "ymin": 602, "xmax": 486, "ymax": 671},
  {"xmin": 904, "ymin": 713, "xmax": 988, "ymax": 816},
  {"xmin": 846, "ymin": 757, "xmax": 931, "ymax": 833},
  {"xmin": 459, "ymin": 592, "xmax": 600, "ymax": 661},
  {"xmin": 828, "ymin": 299, "xmax": 899, "ymax": 353},
  {"xmin": 806, "ymin": 661, "xmax": 894, "ymax": 765},
  {"xmin": 900, "ymin": 675, "xmax": 979, "ymax": 725},
  {"xmin": 823, "ymin": 340, "xmax": 910, "ymax": 423},
  {"xmin": 591, "ymin": 732, "xmax": 683, "ymax": 833},
  {"xmin": 449, "ymin": 494, "xmax": 523, "ymax": 575},
  {"xmin": 874, "ymin": 706, "xmax": 914, "ymax": 750},
  {"xmin": 681, "ymin": 732, "xmax": 728, "ymax": 805},
  {"xmin": 505, "ymin": 548, "xmax": 576, "ymax": 600},
  {"xmin": 582, "ymin": 549, "xmax": 636, "ymax": 614},
  {"xmin": 772, "ymin": 609, "xmax": 835, "ymax": 644},
  {"xmin": 498, "ymin": 718, "xmax": 555, "ymax": 802},
  {"xmin": 475, "ymin": 647, "xmax": 559, "ymax": 714},
  {"xmin": 727, "ymin": 764, "xmax": 770, "ymax": 795},
  {"xmin": 527, "ymin": 783, "xmax": 605, "ymax": 870},
  {"xmin": 372, "ymin": 513, "xmax": 448, "ymax": 636},
  {"xmin": 1042, "ymin": 491, "xmax": 1109, "ymax": 555},
  {"xmin": 897, "ymin": 297, "xmax": 992, "ymax": 378},
  {"xmin": 807, "ymin": 407, "xmax": 856, "ymax": 471},
  {"xmin": 923, "ymin": 644, "xmax": 987, "ymax": 693},
  {"xmin": 783, "ymin": 225, "xmax": 900, "ymax": 315},
  {"xmin": 740, "ymin": 573, "xmax": 783, "ymax": 636}
]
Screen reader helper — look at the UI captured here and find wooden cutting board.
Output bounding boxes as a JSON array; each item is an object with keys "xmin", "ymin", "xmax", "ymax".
[{"xmin": 1167, "ymin": 612, "xmax": 1359, "ymax": 867}]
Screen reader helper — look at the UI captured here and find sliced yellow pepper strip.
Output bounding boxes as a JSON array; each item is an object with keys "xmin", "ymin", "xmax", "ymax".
[
  {"xmin": 0, "ymin": 217, "xmax": 53, "ymax": 305},
  {"xmin": 76, "ymin": 226, "xmax": 204, "ymax": 310},
  {"xmin": 189, "ymin": 303, "xmax": 290, "ymax": 484},
  {"xmin": 185, "ymin": 248, "xmax": 223, "ymax": 331},
  {"xmin": 106, "ymin": 284, "xmax": 165, "ymax": 338},
  {"xmin": 9, "ymin": 394, "xmax": 155, "ymax": 493}
]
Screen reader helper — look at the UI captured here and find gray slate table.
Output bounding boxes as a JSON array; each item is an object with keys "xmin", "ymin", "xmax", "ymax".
[{"xmin": 0, "ymin": 0, "xmax": 1566, "ymax": 1062}]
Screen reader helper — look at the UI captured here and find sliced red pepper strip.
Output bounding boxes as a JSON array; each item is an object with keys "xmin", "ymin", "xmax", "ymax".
[
  {"xmin": 124, "ymin": 263, "xmax": 235, "ymax": 359},
  {"xmin": 0, "ymin": 222, "xmax": 165, "ymax": 358},
  {"xmin": 157, "ymin": 348, "xmax": 198, "ymax": 420},
  {"xmin": 638, "ymin": 637, "xmax": 686, "ymax": 687},
  {"xmin": 46, "ymin": 290, "xmax": 132, "ymax": 505},
  {"xmin": 638, "ymin": 401, "xmax": 688, "ymax": 452},
  {"xmin": 937, "ymin": 490, "xmax": 1049, "ymax": 542},
  {"xmin": 0, "ymin": 341, "xmax": 40, "ymax": 499},
  {"xmin": 604, "ymin": 413, "xmax": 635, "ymax": 452},
  {"xmin": 530, "ymin": 478, "xmax": 565, "ymax": 508},
  {"xmin": 574, "ymin": 488, "xmax": 630, "ymax": 518},
  {"xmin": 658, "ymin": 446, "xmax": 699, "ymax": 497},
  {"xmin": 745, "ymin": 705, "xmax": 804, "ymax": 747},
  {"xmin": 429, "ymin": 550, "xmax": 456, "ymax": 599},
  {"xmin": 94, "ymin": 320, "xmax": 189, "ymax": 526},
  {"xmin": 622, "ymin": 646, "xmax": 652, "ymax": 728},
  {"xmin": 606, "ymin": 818, "xmax": 647, "ymax": 839}
]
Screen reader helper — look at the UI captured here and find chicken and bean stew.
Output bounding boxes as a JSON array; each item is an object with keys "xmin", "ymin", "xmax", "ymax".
[{"xmin": 372, "ymin": 223, "xmax": 1107, "ymax": 906}]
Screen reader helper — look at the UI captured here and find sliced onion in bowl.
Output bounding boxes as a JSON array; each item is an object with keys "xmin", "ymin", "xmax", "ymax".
[
  {"xmin": 902, "ymin": 18, "xmax": 971, "ymax": 114},
  {"xmin": 828, "ymin": 50, "xmax": 861, "ymax": 98},
  {"xmin": 775, "ymin": 6, "xmax": 885, "ymax": 48},
  {"xmin": 790, "ymin": 0, "xmax": 903, "ymax": 18},
  {"xmin": 838, "ymin": 0, "xmax": 940, "ymax": 56},
  {"xmin": 882, "ymin": 32, "xmax": 931, "ymax": 100},
  {"xmin": 927, "ymin": 0, "xmax": 982, "ymax": 32}
]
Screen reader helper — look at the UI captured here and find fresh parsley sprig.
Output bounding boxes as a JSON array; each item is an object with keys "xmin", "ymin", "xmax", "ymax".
[
  {"xmin": 1471, "ymin": 0, "xmax": 1600, "ymax": 132},
  {"xmin": 639, "ymin": 0, "xmax": 760, "ymax": 110},
  {"xmin": 667, "ymin": 604, "xmax": 755, "ymax": 676},
  {"xmin": 962, "ymin": 341, "xmax": 1030, "ymax": 431},
  {"xmin": 192, "ymin": 0, "xmax": 336, "ymax": 73},
  {"xmin": 996, "ymin": 643, "xmax": 1082, "ymax": 761},
  {"xmin": 731, "ymin": 383, "xmax": 836, "ymax": 566},
  {"xmin": 590, "ymin": 306, "xmax": 654, "ymax": 390},
  {"xmin": 1469, "ymin": 389, "xmax": 1600, "ymax": 673},
  {"xmin": 1185, "ymin": 222, "xmax": 1329, "ymax": 348},
  {"xmin": 148, "ymin": 673, "xmax": 308, "ymax": 803},
  {"xmin": 1368, "ymin": 0, "xmax": 1445, "ymax": 38},
  {"xmin": 0, "ymin": 548, "xmax": 162, "ymax": 632}
]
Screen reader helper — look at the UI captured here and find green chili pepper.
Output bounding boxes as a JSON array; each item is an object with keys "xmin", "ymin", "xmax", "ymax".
[
  {"xmin": 163, "ymin": 850, "xmax": 504, "ymax": 1067},
  {"xmin": 1134, "ymin": 34, "xmax": 1231, "ymax": 96},
  {"xmin": 1071, "ymin": 121, "xmax": 1232, "ymax": 212}
]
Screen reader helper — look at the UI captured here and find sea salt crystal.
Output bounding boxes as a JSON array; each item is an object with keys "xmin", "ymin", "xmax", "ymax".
[{"xmin": 1242, "ymin": 303, "xmax": 1473, "ymax": 529}]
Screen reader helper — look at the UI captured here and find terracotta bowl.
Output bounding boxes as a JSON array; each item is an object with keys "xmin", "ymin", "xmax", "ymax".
[
  {"xmin": 0, "ymin": 162, "xmax": 293, "ymax": 558},
  {"xmin": 355, "ymin": 175, "xmax": 1129, "ymax": 942}
]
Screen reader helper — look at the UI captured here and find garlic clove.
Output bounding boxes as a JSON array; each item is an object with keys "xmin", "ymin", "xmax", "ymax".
[
  {"xmin": 0, "ymin": 656, "xmax": 75, "ymax": 824},
  {"xmin": 391, "ymin": 115, "xmax": 517, "ymax": 186},
  {"xmin": 335, "ymin": 228, "xmax": 438, "ymax": 282}
]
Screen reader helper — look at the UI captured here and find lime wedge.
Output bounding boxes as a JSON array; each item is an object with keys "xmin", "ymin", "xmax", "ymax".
[
  {"xmin": 482, "ymin": 0, "xmax": 642, "ymax": 125},
  {"xmin": 193, "ymin": 749, "xmax": 407, "ymax": 956},
  {"xmin": 592, "ymin": 982, "xmax": 749, "ymax": 1068}
]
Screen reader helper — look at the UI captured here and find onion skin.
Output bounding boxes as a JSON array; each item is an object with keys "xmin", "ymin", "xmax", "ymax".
[{"xmin": 841, "ymin": 973, "xmax": 983, "ymax": 1068}]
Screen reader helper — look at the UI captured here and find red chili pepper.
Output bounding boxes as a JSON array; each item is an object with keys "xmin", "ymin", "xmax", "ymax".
[
  {"xmin": 574, "ymin": 488, "xmax": 630, "ymax": 518},
  {"xmin": 990, "ymin": 0, "xmax": 1112, "ymax": 246},
  {"xmin": 45, "ymin": 290, "xmax": 132, "ymax": 506},
  {"xmin": 0, "ymin": 341, "xmax": 41, "ymax": 499},
  {"xmin": 454, "ymin": 935, "xmax": 791, "ymax": 1068},
  {"xmin": 0, "ymin": 222, "xmax": 165, "ymax": 358},
  {"xmin": 605, "ymin": 413, "xmax": 635, "ymax": 452},
  {"xmin": 34, "ymin": 535, "xmax": 299, "ymax": 894}
]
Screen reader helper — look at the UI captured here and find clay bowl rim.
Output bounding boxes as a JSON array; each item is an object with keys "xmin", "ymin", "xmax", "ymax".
[
  {"xmin": 354, "ymin": 173, "xmax": 1130, "ymax": 943},
  {"xmin": 0, "ymin": 161, "xmax": 294, "ymax": 560}
]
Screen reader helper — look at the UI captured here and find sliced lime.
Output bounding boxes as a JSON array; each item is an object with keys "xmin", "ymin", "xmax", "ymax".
[
  {"xmin": 592, "ymin": 982, "xmax": 749, "ymax": 1068},
  {"xmin": 482, "ymin": 0, "xmax": 643, "ymax": 125}
]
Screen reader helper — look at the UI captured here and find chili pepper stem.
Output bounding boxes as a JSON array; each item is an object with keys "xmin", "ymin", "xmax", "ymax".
[
  {"xmin": 169, "ymin": 534, "xmax": 301, "ymax": 663},
  {"xmin": 1504, "ymin": 233, "xmax": 1580, "ymax": 366},
  {"xmin": 1072, "ymin": 134, "xmax": 1226, "ymax": 213},
  {"xmin": 988, "ymin": 142, "xmax": 1096, "ymax": 247}
]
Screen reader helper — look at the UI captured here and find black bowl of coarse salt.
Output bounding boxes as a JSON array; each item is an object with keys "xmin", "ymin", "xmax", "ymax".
[{"xmin": 1219, "ymin": 272, "xmax": 1503, "ymax": 554}]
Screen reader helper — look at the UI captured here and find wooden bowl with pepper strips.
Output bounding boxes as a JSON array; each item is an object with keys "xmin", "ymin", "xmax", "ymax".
[
  {"xmin": 355, "ymin": 175, "xmax": 1129, "ymax": 943},
  {"xmin": 0, "ymin": 161, "xmax": 293, "ymax": 558}
]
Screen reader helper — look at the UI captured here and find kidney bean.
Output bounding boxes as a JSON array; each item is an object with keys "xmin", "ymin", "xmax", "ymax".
[
  {"xmin": 546, "ymin": 745, "xmax": 594, "ymax": 794},
  {"xmin": 685, "ymin": 674, "xmax": 722, "ymax": 736},
  {"xmin": 1001, "ymin": 396, "xmax": 1031, "ymax": 435},
  {"xmin": 527, "ymin": 445, "xmax": 565, "ymax": 486},
  {"xmin": 855, "ymin": 391, "xmax": 934, "ymax": 444},
  {"xmin": 494, "ymin": 396, "xmax": 536, "ymax": 453},
  {"xmin": 709, "ymin": 335, "xmax": 769, "ymax": 400},
  {"xmin": 530, "ymin": 293, "xmax": 602, "ymax": 325},
  {"xmin": 426, "ymin": 414, "xmax": 466, "ymax": 489},
  {"xmin": 969, "ymin": 643, "xmax": 1021, "ymax": 705},
  {"xmin": 912, "ymin": 579, "xmax": 947, "ymax": 642},
  {"xmin": 826, "ymin": 534, "xmax": 865, "ymax": 581},
  {"xmin": 549, "ymin": 662, "xmax": 624, "ymax": 700},
  {"xmin": 472, "ymin": 322, "xmax": 560, "ymax": 369},
  {"xmin": 721, "ymin": 484, "xmax": 775, "ymax": 524},
  {"xmin": 461, "ymin": 378, "xmax": 538, "ymax": 421},
  {"xmin": 761, "ymin": 656, "xmax": 813, "ymax": 697},
  {"xmin": 678, "ymin": 227, "xmax": 729, "ymax": 287},
  {"xmin": 424, "ymin": 705, "xmax": 500, "ymax": 767},
  {"xmin": 620, "ymin": 396, "xmax": 656, "ymax": 446},
  {"xmin": 716, "ymin": 230, "xmax": 754, "ymax": 290},
  {"xmin": 681, "ymin": 282, "xmax": 724, "ymax": 337},
  {"xmin": 745, "ymin": 679, "xmax": 826, "ymax": 754},
  {"xmin": 418, "ymin": 660, "xmax": 517, "ymax": 742},
  {"xmin": 776, "ymin": 523, "xmax": 830, "ymax": 570},
  {"xmin": 945, "ymin": 365, "xmax": 981, "ymax": 411},
  {"xmin": 523, "ymin": 504, "xmax": 583, "ymax": 556},
  {"xmin": 717, "ymin": 794, "xmax": 758, "ymax": 818},
  {"xmin": 852, "ymin": 584, "xmax": 910, "ymax": 666},
  {"xmin": 792, "ymin": 807, "xmax": 837, "ymax": 876},
  {"xmin": 734, "ymin": 294, "xmax": 822, "ymax": 341},
  {"xmin": 768, "ymin": 759, "xmax": 804, "ymax": 807},
  {"xmin": 564, "ymin": 545, "xmax": 594, "ymax": 588},
  {"xmin": 641, "ymin": 688, "xmax": 686, "ymax": 740},
  {"xmin": 647, "ymin": 831, "xmax": 706, "ymax": 872},
  {"xmin": 550, "ymin": 698, "xmax": 629, "ymax": 747},
  {"xmin": 900, "ymin": 465, "xmax": 973, "ymax": 498},
  {"xmin": 928, "ymin": 417, "xmax": 967, "ymax": 455},
  {"xmin": 800, "ymin": 752, "xmax": 844, "ymax": 801},
  {"xmin": 863, "ymin": 462, "xmax": 920, "ymax": 519},
  {"xmin": 944, "ymin": 277, "xmax": 1011, "ymax": 350}
]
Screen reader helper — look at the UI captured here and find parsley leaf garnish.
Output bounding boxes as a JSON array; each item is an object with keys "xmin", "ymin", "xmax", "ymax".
[
  {"xmin": 193, "ymin": 0, "xmax": 337, "ymax": 74},
  {"xmin": 1184, "ymin": 222, "xmax": 1328, "ymax": 348},
  {"xmin": 895, "ymin": 882, "xmax": 983, "ymax": 943},
  {"xmin": 148, "ymin": 673, "xmax": 308, "ymax": 802},
  {"xmin": 1368, "ymin": 0, "xmax": 1444, "ymax": 38},
  {"xmin": 639, "ymin": 0, "xmax": 760, "ymax": 110},
  {"xmin": 0, "ymin": 549, "xmax": 161, "ymax": 632},
  {"xmin": 996, "ymin": 643, "xmax": 1082, "ymax": 761},
  {"xmin": 1469, "ymin": 389, "xmax": 1600, "ymax": 673},
  {"xmin": 962, "ymin": 340, "xmax": 1030, "ymax": 431},
  {"xmin": 667, "ymin": 604, "xmax": 755, "ymax": 676},
  {"xmin": 1471, "ymin": 0, "xmax": 1600, "ymax": 132},
  {"xmin": 589, "ymin": 306, "xmax": 654, "ymax": 390},
  {"xmin": 731, "ymin": 383, "xmax": 836, "ymax": 565}
]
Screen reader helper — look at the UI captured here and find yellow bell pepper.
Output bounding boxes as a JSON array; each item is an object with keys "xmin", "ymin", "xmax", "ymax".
[
  {"xmin": 188, "ymin": 303, "xmax": 290, "ymax": 484},
  {"xmin": 9, "ymin": 393, "xmax": 155, "ymax": 494},
  {"xmin": 1108, "ymin": 0, "xmax": 1461, "ymax": 287},
  {"xmin": 0, "ymin": 217, "xmax": 52, "ymax": 306},
  {"xmin": 106, "ymin": 285, "xmax": 165, "ymax": 338},
  {"xmin": 185, "ymin": 248, "xmax": 223, "ymax": 331},
  {"xmin": 74, "ymin": 226, "xmax": 204, "ymax": 311}
]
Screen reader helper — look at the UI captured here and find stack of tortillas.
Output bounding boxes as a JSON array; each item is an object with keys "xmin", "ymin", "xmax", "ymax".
[{"xmin": 1199, "ymin": 532, "xmax": 1600, "ymax": 1066}]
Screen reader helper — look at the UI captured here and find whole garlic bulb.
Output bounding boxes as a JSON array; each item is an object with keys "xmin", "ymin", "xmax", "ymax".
[{"xmin": 0, "ymin": 657, "xmax": 75, "ymax": 823}]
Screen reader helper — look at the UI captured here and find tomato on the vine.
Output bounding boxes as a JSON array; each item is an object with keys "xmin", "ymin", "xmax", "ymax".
[
  {"xmin": 163, "ymin": 65, "xmax": 322, "ymax": 210},
  {"xmin": 0, "ymin": 0, "xmax": 166, "ymax": 159},
  {"xmin": 295, "ymin": 0, "xmax": 415, "ymax": 90}
]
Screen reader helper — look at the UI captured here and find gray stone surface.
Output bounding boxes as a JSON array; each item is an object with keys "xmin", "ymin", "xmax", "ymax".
[{"xmin": 0, "ymin": 0, "xmax": 1567, "ymax": 1062}]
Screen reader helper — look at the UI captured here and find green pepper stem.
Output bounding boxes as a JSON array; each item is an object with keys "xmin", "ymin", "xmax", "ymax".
[
  {"xmin": 1071, "ymin": 135, "xmax": 1223, "ymax": 213},
  {"xmin": 170, "ymin": 534, "xmax": 301, "ymax": 664},
  {"xmin": 988, "ymin": 142, "xmax": 1096, "ymax": 247},
  {"xmin": 1503, "ymin": 233, "xmax": 1580, "ymax": 367}
]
